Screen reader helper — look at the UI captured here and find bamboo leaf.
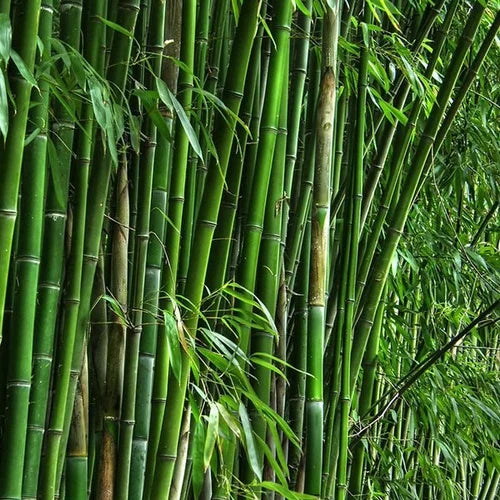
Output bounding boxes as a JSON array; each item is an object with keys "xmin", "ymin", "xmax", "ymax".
[
  {"xmin": 97, "ymin": 16, "xmax": 134, "ymax": 38},
  {"xmin": 129, "ymin": 113, "xmax": 140, "ymax": 152},
  {"xmin": 104, "ymin": 101, "xmax": 118, "ymax": 165},
  {"xmin": 89, "ymin": 78, "xmax": 107, "ymax": 130},
  {"xmin": 203, "ymin": 403, "xmax": 219, "ymax": 471},
  {"xmin": 164, "ymin": 310, "xmax": 182, "ymax": 381},
  {"xmin": 156, "ymin": 77, "xmax": 203, "ymax": 160},
  {"xmin": 294, "ymin": 0, "xmax": 312, "ymax": 16},
  {"xmin": 10, "ymin": 50, "xmax": 37, "ymax": 86},
  {"xmin": 135, "ymin": 88, "xmax": 172, "ymax": 142},
  {"xmin": 215, "ymin": 402, "xmax": 241, "ymax": 439},
  {"xmin": 0, "ymin": 14, "xmax": 11, "ymax": 63},
  {"xmin": 46, "ymin": 138, "xmax": 67, "ymax": 209},
  {"xmin": 24, "ymin": 127, "xmax": 41, "ymax": 147},
  {"xmin": 0, "ymin": 69, "xmax": 7, "ymax": 140},
  {"xmin": 257, "ymin": 481, "xmax": 317, "ymax": 499},
  {"xmin": 238, "ymin": 402, "xmax": 262, "ymax": 481},
  {"xmin": 101, "ymin": 295, "xmax": 128, "ymax": 325},
  {"xmin": 192, "ymin": 419, "xmax": 206, "ymax": 499},
  {"xmin": 254, "ymin": 433, "xmax": 287, "ymax": 485}
]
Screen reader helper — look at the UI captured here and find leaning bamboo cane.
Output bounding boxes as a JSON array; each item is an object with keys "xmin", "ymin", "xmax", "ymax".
[
  {"xmin": 250, "ymin": 58, "xmax": 289, "ymax": 472},
  {"xmin": 352, "ymin": 2, "xmax": 487, "ymax": 394},
  {"xmin": 151, "ymin": 2, "xmax": 261, "ymax": 496},
  {"xmin": 337, "ymin": 6, "xmax": 370, "ymax": 498},
  {"xmin": 41, "ymin": 2, "xmax": 142, "ymax": 496}
]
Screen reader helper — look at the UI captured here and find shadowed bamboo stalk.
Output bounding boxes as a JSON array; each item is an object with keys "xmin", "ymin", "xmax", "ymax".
[
  {"xmin": 97, "ymin": 154, "xmax": 129, "ymax": 500},
  {"xmin": 337, "ymin": 6, "xmax": 370, "ymax": 498},
  {"xmin": 116, "ymin": 0, "xmax": 165, "ymax": 495}
]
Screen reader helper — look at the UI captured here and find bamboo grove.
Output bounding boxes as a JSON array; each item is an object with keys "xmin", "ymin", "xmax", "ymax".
[{"xmin": 0, "ymin": 0, "xmax": 498, "ymax": 498}]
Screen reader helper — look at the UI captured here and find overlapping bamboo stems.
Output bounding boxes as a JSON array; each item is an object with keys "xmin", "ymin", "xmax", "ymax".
[
  {"xmin": 359, "ymin": 0, "xmax": 446, "ymax": 230},
  {"xmin": 238, "ymin": 32, "xmax": 272, "ymax": 234},
  {"xmin": 284, "ymin": 51, "xmax": 320, "ymax": 290},
  {"xmin": 88, "ymin": 251, "xmax": 109, "ymax": 494},
  {"xmin": 355, "ymin": 0, "xmax": 459, "ymax": 305},
  {"xmin": 288, "ymin": 218, "xmax": 311, "ymax": 489},
  {"xmin": 59, "ymin": 2, "xmax": 112, "ymax": 491},
  {"xmin": 147, "ymin": 2, "xmax": 197, "ymax": 497},
  {"xmin": 251, "ymin": 57, "xmax": 289, "ymax": 470},
  {"xmin": 235, "ymin": 0, "xmax": 292, "ymax": 351},
  {"xmin": 194, "ymin": 0, "xmax": 228, "ymax": 219},
  {"xmin": 421, "ymin": 9, "xmax": 500, "ymax": 178},
  {"xmin": 39, "ymin": 3, "xmax": 114, "ymax": 497},
  {"xmin": 66, "ymin": 353, "xmax": 88, "ymax": 500},
  {"xmin": 177, "ymin": 0, "xmax": 212, "ymax": 292},
  {"xmin": 23, "ymin": 4, "xmax": 106, "ymax": 496},
  {"xmin": 304, "ymin": 3, "xmax": 339, "ymax": 495},
  {"xmin": 351, "ymin": 2, "xmax": 488, "ymax": 396},
  {"xmin": 348, "ymin": 289, "xmax": 386, "ymax": 497},
  {"xmin": 206, "ymin": 43, "xmax": 262, "ymax": 495},
  {"xmin": 226, "ymin": 1, "xmax": 292, "ymax": 488},
  {"xmin": 205, "ymin": 1, "xmax": 268, "ymax": 299},
  {"xmin": 151, "ymin": 2, "xmax": 261, "ymax": 497},
  {"xmin": 205, "ymin": 36, "xmax": 261, "ymax": 297},
  {"xmin": 6, "ymin": 0, "xmax": 80, "ymax": 495},
  {"xmin": 98, "ymin": 155, "xmax": 129, "ymax": 500},
  {"xmin": 158, "ymin": 0, "xmax": 195, "ymax": 313},
  {"xmin": 0, "ymin": 0, "xmax": 41, "ymax": 339},
  {"xmin": 116, "ymin": 1, "xmax": 165, "ymax": 496},
  {"xmin": 143, "ymin": 6, "xmax": 183, "ymax": 496},
  {"xmin": 0, "ymin": 3, "xmax": 49, "ymax": 497},
  {"xmin": 133, "ymin": 136, "xmax": 169, "ymax": 497},
  {"xmin": 281, "ymin": 1, "xmax": 312, "ymax": 255},
  {"xmin": 336, "ymin": 6, "xmax": 370, "ymax": 498},
  {"xmin": 40, "ymin": 1, "xmax": 142, "ymax": 497}
]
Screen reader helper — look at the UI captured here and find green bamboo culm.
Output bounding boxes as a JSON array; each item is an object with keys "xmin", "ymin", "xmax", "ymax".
[
  {"xmin": 250, "ymin": 53, "xmax": 289, "ymax": 474},
  {"xmin": 22, "ymin": 1, "xmax": 107, "ymax": 495},
  {"xmin": 351, "ymin": 1, "xmax": 488, "ymax": 394},
  {"xmin": 39, "ymin": 1, "xmax": 141, "ymax": 496},
  {"xmin": 20, "ymin": 2, "xmax": 55, "ymax": 496},
  {"xmin": 235, "ymin": 0, "xmax": 292, "ymax": 355},
  {"xmin": 0, "ymin": 2, "xmax": 44, "ymax": 496},
  {"xmin": 0, "ymin": 0, "xmax": 40, "ymax": 342},
  {"xmin": 337, "ymin": 5, "xmax": 371, "ymax": 499},
  {"xmin": 151, "ymin": 2, "xmax": 261, "ymax": 497},
  {"xmin": 304, "ymin": 3, "xmax": 339, "ymax": 495},
  {"xmin": 118, "ymin": 0, "xmax": 165, "ymax": 496}
]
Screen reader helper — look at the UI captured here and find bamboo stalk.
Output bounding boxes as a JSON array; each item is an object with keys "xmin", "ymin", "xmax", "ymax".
[
  {"xmin": 0, "ymin": 0, "xmax": 41, "ymax": 341},
  {"xmin": 117, "ymin": 1, "xmax": 165, "ymax": 495},
  {"xmin": 151, "ymin": 2, "xmax": 261, "ymax": 496},
  {"xmin": 351, "ymin": 2, "xmax": 487, "ymax": 393},
  {"xmin": 305, "ymin": 4, "xmax": 339, "ymax": 494}
]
